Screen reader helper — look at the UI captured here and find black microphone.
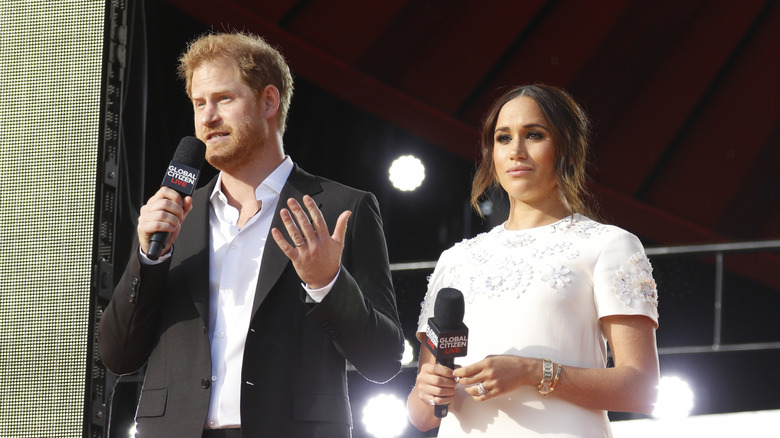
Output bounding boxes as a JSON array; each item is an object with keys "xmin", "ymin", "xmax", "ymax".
[
  {"xmin": 146, "ymin": 136, "xmax": 206, "ymax": 260},
  {"xmin": 425, "ymin": 287, "xmax": 468, "ymax": 418}
]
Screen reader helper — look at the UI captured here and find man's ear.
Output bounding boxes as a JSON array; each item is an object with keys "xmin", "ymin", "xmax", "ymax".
[{"xmin": 261, "ymin": 84, "xmax": 281, "ymax": 119}]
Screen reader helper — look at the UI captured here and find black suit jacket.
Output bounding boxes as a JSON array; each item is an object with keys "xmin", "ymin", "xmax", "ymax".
[{"xmin": 99, "ymin": 165, "xmax": 404, "ymax": 437}]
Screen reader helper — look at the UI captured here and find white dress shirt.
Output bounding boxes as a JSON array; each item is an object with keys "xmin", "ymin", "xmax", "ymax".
[{"xmin": 204, "ymin": 157, "xmax": 293, "ymax": 428}]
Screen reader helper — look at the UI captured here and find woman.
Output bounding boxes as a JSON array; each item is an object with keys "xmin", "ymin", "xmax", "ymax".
[{"xmin": 408, "ymin": 84, "xmax": 659, "ymax": 437}]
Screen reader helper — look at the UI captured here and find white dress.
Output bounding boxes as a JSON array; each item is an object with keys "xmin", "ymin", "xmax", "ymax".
[{"xmin": 417, "ymin": 214, "xmax": 659, "ymax": 437}]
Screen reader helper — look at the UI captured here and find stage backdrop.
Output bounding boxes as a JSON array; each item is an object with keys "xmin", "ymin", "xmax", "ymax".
[{"xmin": 0, "ymin": 1, "xmax": 108, "ymax": 436}]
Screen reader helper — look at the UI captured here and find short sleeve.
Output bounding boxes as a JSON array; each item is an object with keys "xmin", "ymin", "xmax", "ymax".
[{"xmin": 593, "ymin": 230, "xmax": 659, "ymax": 326}]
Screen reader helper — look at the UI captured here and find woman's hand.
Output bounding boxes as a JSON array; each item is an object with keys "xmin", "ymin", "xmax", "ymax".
[
  {"xmin": 454, "ymin": 355, "xmax": 537, "ymax": 401},
  {"xmin": 408, "ymin": 343, "xmax": 458, "ymax": 431},
  {"xmin": 414, "ymin": 360, "xmax": 459, "ymax": 407},
  {"xmin": 452, "ymin": 316, "xmax": 659, "ymax": 412}
]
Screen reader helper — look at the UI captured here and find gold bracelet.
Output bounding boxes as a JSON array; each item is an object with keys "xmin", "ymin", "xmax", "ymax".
[
  {"xmin": 549, "ymin": 363, "xmax": 562, "ymax": 394},
  {"xmin": 537, "ymin": 358, "xmax": 554, "ymax": 396}
]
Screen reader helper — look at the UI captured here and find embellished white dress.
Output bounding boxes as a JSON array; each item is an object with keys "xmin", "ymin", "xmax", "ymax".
[{"xmin": 417, "ymin": 214, "xmax": 659, "ymax": 437}]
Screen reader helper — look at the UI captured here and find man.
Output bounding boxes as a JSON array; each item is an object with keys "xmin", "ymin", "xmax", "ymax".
[{"xmin": 99, "ymin": 32, "xmax": 404, "ymax": 438}]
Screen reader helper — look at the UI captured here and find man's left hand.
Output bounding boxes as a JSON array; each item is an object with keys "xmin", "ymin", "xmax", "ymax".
[{"xmin": 271, "ymin": 195, "xmax": 351, "ymax": 289}]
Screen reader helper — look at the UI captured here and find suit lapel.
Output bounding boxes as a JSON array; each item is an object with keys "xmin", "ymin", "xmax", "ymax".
[
  {"xmin": 180, "ymin": 177, "xmax": 217, "ymax": 326},
  {"xmin": 252, "ymin": 165, "xmax": 323, "ymax": 317}
]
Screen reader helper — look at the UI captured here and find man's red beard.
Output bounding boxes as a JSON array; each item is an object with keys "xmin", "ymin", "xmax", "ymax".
[{"xmin": 201, "ymin": 118, "xmax": 267, "ymax": 172}]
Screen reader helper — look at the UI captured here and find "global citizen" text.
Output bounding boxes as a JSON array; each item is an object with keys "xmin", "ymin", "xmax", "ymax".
[
  {"xmin": 167, "ymin": 166, "xmax": 197, "ymax": 185},
  {"xmin": 438, "ymin": 335, "xmax": 467, "ymax": 349}
]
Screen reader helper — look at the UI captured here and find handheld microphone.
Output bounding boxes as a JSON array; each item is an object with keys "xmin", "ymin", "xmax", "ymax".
[
  {"xmin": 425, "ymin": 287, "xmax": 468, "ymax": 418},
  {"xmin": 146, "ymin": 136, "xmax": 206, "ymax": 260}
]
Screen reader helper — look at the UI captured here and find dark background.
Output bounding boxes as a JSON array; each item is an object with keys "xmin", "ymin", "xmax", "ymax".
[{"xmin": 108, "ymin": 1, "xmax": 780, "ymax": 436}]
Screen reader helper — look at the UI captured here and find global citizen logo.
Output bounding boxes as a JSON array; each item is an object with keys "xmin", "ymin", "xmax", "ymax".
[
  {"xmin": 426, "ymin": 325, "xmax": 439, "ymax": 350},
  {"xmin": 426, "ymin": 325, "xmax": 468, "ymax": 351},
  {"xmin": 163, "ymin": 162, "xmax": 198, "ymax": 195},
  {"xmin": 438, "ymin": 335, "xmax": 467, "ymax": 349}
]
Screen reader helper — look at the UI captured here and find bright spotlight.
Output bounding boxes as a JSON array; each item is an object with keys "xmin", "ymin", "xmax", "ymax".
[
  {"xmin": 362, "ymin": 393, "xmax": 408, "ymax": 438},
  {"xmin": 479, "ymin": 199, "xmax": 493, "ymax": 216},
  {"xmin": 402, "ymin": 338, "xmax": 414, "ymax": 365},
  {"xmin": 653, "ymin": 375, "xmax": 694, "ymax": 420},
  {"xmin": 388, "ymin": 155, "xmax": 425, "ymax": 191},
  {"xmin": 128, "ymin": 423, "xmax": 137, "ymax": 438}
]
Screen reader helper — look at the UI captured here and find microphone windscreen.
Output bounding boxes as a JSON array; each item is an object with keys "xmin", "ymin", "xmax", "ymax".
[
  {"xmin": 172, "ymin": 136, "xmax": 206, "ymax": 169},
  {"xmin": 433, "ymin": 287, "xmax": 465, "ymax": 330}
]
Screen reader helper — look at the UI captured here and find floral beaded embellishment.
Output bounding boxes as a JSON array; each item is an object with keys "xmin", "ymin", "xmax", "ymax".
[
  {"xmin": 614, "ymin": 252, "xmax": 659, "ymax": 308},
  {"xmin": 574, "ymin": 222, "xmax": 605, "ymax": 239},
  {"xmin": 477, "ymin": 256, "xmax": 533, "ymax": 300},
  {"xmin": 541, "ymin": 264, "xmax": 571, "ymax": 289},
  {"xmin": 500, "ymin": 231, "xmax": 536, "ymax": 249},
  {"xmin": 532, "ymin": 241, "xmax": 573, "ymax": 259}
]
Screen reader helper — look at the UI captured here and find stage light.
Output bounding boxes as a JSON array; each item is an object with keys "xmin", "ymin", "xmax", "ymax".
[
  {"xmin": 402, "ymin": 338, "xmax": 414, "ymax": 365},
  {"xmin": 127, "ymin": 423, "xmax": 136, "ymax": 438},
  {"xmin": 361, "ymin": 393, "xmax": 408, "ymax": 438},
  {"xmin": 479, "ymin": 200, "xmax": 494, "ymax": 216},
  {"xmin": 388, "ymin": 155, "xmax": 425, "ymax": 191},
  {"xmin": 652, "ymin": 375, "xmax": 694, "ymax": 420}
]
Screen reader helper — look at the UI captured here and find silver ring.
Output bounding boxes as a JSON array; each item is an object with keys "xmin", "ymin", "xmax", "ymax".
[
  {"xmin": 477, "ymin": 382, "xmax": 486, "ymax": 395},
  {"xmin": 295, "ymin": 240, "xmax": 306, "ymax": 247},
  {"xmin": 428, "ymin": 399, "xmax": 435, "ymax": 406}
]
